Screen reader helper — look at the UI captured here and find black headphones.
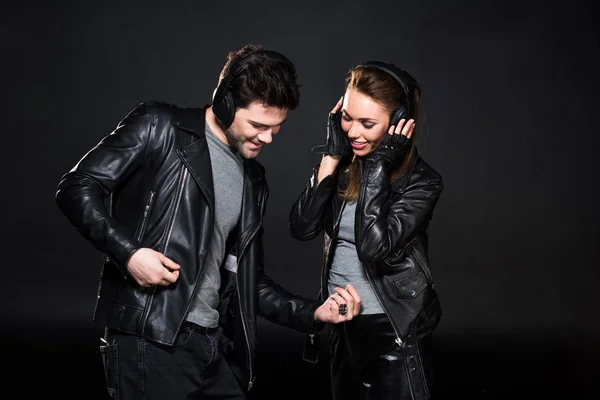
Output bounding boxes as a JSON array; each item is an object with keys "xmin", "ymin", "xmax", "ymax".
[
  {"xmin": 212, "ymin": 50, "xmax": 294, "ymax": 128},
  {"xmin": 354, "ymin": 61, "xmax": 420, "ymax": 127}
]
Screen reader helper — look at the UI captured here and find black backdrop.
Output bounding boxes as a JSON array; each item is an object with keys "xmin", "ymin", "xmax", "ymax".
[{"xmin": 3, "ymin": 0, "xmax": 599, "ymax": 398}]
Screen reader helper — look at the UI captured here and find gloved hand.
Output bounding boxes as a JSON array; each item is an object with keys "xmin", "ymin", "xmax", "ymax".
[
  {"xmin": 311, "ymin": 111, "xmax": 353, "ymax": 158},
  {"xmin": 369, "ymin": 119, "xmax": 415, "ymax": 169}
]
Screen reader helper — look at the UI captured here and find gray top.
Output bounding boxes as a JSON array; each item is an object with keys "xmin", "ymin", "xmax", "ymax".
[
  {"xmin": 328, "ymin": 201, "xmax": 385, "ymax": 315},
  {"xmin": 185, "ymin": 123, "xmax": 244, "ymax": 328}
]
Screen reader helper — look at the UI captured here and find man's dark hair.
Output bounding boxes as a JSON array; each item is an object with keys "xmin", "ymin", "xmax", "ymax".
[{"xmin": 220, "ymin": 43, "xmax": 301, "ymax": 110}]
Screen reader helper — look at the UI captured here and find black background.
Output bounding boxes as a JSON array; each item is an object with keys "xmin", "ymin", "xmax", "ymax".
[{"xmin": 3, "ymin": 0, "xmax": 600, "ymax": 398}]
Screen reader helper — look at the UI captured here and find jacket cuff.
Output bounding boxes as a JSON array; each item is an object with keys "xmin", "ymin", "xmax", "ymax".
[{"xmin": 307, "ymin": 302, "xmax": 326, "ymax": 332}]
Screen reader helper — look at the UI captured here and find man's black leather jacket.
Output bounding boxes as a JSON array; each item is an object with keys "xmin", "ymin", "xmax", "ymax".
[
  {"xmin": 55, "ymin": 102, "xmax": 320, "ymax": 391},
  {"xmin": 289, "ymin": 153, "xmax": 443, "ymax": 398}
]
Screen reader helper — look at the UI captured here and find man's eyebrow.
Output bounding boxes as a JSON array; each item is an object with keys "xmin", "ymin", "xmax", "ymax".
[{"xmin": 247, "ymin": 118, "xmax": 287, "ymax": 127}]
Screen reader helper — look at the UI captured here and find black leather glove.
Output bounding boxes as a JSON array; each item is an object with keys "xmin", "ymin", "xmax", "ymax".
[
  {"xmin": 311, "ymin": 112, "xmax": 353, "ymax": 157},
  {"xmin": 369, "ymin": 132, "xmax": 411, "ymax": 169}
]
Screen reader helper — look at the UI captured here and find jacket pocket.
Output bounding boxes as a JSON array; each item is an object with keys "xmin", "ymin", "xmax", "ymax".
[
  {"xmin": 411, "ymin": 240, "xmax": 433, "ymax": 284},
  {"xmin": 387, "ymin": 268, "xmax": 427, "ymax": 299},
  {"xmin": 134, "ymin": 190, "xmax": 156, "ymax": 241}
]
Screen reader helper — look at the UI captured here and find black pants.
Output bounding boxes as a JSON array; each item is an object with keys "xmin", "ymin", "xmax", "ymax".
[
  {"xmin": 330, "ymin": 313, "xmax": 434, "ymax": 400},
  {"xmin": 99, "ymin": 322, "xmax": 246, "ymax": 400}
]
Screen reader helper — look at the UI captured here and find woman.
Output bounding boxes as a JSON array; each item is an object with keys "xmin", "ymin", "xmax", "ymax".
[{"xmin": 289, "ymin": 61, "xmax": 444, "ymax": 400}]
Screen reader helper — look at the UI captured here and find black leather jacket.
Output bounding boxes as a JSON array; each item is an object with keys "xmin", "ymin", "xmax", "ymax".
[
  {"xmin": 55, "ymin": 102, "xmax": 320, "ymax": 391},
  {"xmin": 289, "ymin": 152, "xmax": 443, "ymax": 392}
]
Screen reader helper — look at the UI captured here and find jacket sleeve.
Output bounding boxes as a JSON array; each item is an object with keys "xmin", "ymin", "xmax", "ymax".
[
  {"xmin": 288, "ymin": 164, "xmax": 337, "ymax": 241},
  {"xmin": 54, "ymin": 103, "xmax": 155, "ymax": 269},
  {"xmin": 355, "ymin": 157, "xmax": 443, "ymax": 264},
  {"xmin": 258, "ymin": 265, "xmax": 323, "ymax": 333},
  {"xmin": 256, "ymin": 180, "xmax": 323, "ymax": 332}
]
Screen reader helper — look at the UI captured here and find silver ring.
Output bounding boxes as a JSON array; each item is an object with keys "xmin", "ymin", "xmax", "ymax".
[{"xmin": 338, "ymin": 304, "xmax": 348, "ymax": 316}]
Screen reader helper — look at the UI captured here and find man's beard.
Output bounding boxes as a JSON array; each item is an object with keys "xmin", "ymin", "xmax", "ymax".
[
  {"xmin": 224, "ymin": 128, "xmax": 242, "ymax": 153},
  {"xmin": 224, "ymin": 128, "xmax": 260, "ymax": 159}
]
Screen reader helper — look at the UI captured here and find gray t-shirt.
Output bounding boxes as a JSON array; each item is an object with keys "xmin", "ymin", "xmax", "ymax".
[
  {"xmin": 328, "ymin": 201, "xmax": 385, "ymax": 315},
  {"xmin": 185, "ymin": 124, "xmax": 243, "ymax": 328}
]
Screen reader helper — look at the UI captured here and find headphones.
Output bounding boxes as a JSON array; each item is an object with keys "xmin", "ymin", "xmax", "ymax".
[
  {"xmin": 353, "ymin": 61, "xmax": 420, "ymax": 128},
  {"xmin": 212, "ymin": 50, "xmax": 294, "ymax": 128}
]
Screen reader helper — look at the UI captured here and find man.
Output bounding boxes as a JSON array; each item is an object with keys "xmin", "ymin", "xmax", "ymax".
[{"xmin": 55, "ymin": 43, "xmax": 361, "ymax": 399}]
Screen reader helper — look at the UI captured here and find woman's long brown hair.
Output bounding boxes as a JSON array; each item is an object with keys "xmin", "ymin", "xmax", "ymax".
[{"xmin": 338, "ymin": 65, "xmax": 420, "ymax": 203}]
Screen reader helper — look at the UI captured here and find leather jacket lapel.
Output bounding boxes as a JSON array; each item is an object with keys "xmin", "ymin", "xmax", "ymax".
[
  {"xmin": 172, "ymin": 105, "xmax": 215, "ymax": 210},
  {"xmin": 238, "ymin": 160, "xmax": 264, "ymax": 251}
]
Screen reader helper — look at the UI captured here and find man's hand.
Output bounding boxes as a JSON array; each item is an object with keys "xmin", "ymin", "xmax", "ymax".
[
  {"xmin": 126, "ymin": 248, "xmax": 181, "ymax": 287},
  {"xmin": 314, "ymin": 284, "xmax": 361, "ymax": 323}
]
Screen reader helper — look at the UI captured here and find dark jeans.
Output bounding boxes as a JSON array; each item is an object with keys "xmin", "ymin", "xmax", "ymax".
[
  {"xmin": 330, "ymin": 313, "xmax": 434, "ymax": 400},
  {"xmin": 99, "ymin": 322, "xmax": 246, "ymax": 400}
]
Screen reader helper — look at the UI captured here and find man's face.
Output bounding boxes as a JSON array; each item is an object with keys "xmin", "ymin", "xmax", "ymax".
[{"xmin": 225, "ymin": 101, "xmax": 288, "ymax": 159}]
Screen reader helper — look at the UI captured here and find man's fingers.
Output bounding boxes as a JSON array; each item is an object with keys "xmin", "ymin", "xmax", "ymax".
[
  {"xmin": 159, "ymin": 253, "xmax": 181, "ymax": 270},
  {"xmin": 126, "ymin": 248, "xmax": 180, "ymax": 287},
  {"xmin": 148, "ymin": 270, "xmax": 179, "ymax": 287},
  {"xmin": 161, "ymin": 269, "xmax": 179, "ymax": 283}
]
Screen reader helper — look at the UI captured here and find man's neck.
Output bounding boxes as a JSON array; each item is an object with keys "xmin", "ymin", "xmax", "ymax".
[{"xmin": 205, "ymin": 107, "xmax": 230, "ymax": 147}]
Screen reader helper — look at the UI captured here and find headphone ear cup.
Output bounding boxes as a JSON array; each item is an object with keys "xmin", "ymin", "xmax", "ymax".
[
  {"xmin": 212, "ymin": 49, "xmax": 293, "ymax": 128},
  {"xmin": 212, "ymin": 80, "xmax": 235, "ymax": 128},
  {"xmin": 389, "ymin": 108, "xmax": 407, "ymax": 129}
]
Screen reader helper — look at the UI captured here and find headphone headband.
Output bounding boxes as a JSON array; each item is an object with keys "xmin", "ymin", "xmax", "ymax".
[
  {"xmin": 357, "ymin": 61, "xmax": 420, "ymax": 95},
  {"xmin": 355, "ymin": 61, "xmax": 420, "ymax": 122}
]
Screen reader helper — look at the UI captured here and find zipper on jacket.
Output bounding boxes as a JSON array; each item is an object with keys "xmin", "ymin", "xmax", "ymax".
[
  {"xmin": 353, "ymin": 164, "xmax": 408, "ymax": 347},
  {"xmin": 324, "ymin": 197, "xmax": 405, "ymax": 346},
  {"xmin": 362, "ymin": 262, "xmax": 404, "ymax": 346},
  {"xmin": 163, "ymin": 169, "xmax": 188, "ymax": 250},
  {"xmin": 235, "ymin": 220, "xmax": 262, "ymax": 392},
  {"xmin": 305, "ymin": 172, "xmax": 333, "ymax": 218},
  {"xmin": 141, "ymin": 166, "xmax": 189, "ymax": 334},
  {"xmin": 236, "ymin": 270, "xmax": 255, "ymax": 391},
  {"xmin": 234, "ymin": 187, "xmax": 267, "ymax": 392},
  {"xmin": 412, "ymin": 240, "xmax": 433, "ymax": 285},
  {"xmin": 136, "ymin": 190, "xmax": 156, "ymax": 241},
  {"xmin": 321, "ymin": 199, "xmax": 347, "ymax": 300}
]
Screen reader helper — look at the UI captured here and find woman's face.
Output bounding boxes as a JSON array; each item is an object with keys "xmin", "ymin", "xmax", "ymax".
[{"xmin": 341, "ymin": 89, "xmax": 390, "ymax": 157}]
